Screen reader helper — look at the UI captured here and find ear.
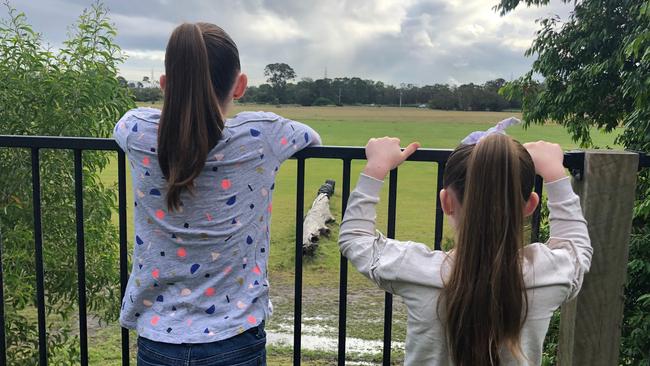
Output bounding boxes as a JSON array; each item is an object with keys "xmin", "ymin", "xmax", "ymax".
[
  {"xmin": 159, "ymin": 74, "xmax": 166, "ymax": 91},
  {"xmin": 440, "ymin": 189, "xmax": 454, "ymax": 216},
  {"xmin": 523, "ymin": 192, "xmax": 540, "ymax": 218},
  {"xmin": 232, "ymin": 73, "xmax": 248, "ymax": 100}
]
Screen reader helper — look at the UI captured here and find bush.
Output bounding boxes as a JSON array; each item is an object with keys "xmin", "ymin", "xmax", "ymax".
[
  {"xmin": 0, "ymin": 2, "xmax": 134, "ymax": 364},
  {"xmin": 312, "ymin": 97, "xmax": 333, "ymax": 106}
]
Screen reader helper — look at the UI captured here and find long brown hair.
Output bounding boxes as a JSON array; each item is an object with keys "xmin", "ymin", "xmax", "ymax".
[
  {"xmin": 158, "ymin": 23, "xmax": 240, "ymax": 211},
  {"xmin": 442, "ymin": 134, "xmax": 535, "ymax": 365}
]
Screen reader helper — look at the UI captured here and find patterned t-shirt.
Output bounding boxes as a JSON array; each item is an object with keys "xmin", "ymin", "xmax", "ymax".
[{"xmin": 114, "ymin": 107, "xmax": 321, "ymax": 343}]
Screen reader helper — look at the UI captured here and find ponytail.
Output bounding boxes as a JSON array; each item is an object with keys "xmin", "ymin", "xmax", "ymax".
[
  {"xmin": 442, "ymin": 134, "xmax": 535, "ymax": 365},
  {"xmin": 158, "ymin": 23, "xmax": 240, "ymax": 211}
]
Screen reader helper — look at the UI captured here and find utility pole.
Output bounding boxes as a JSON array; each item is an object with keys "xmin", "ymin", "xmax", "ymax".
[
  {"xmin": 338, "ymin": 87, "xmax": 342, "ymax": 105},
  {"xmin": 399, "ymin": 89, "xmax": 403, "ymax": 107}
]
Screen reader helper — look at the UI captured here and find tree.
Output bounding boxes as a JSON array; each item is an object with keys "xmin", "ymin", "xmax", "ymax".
[
  {"xmin": 294, "ymin": 78, "xmax": 317, "ymax": 106},
  {"xmin": 243, "ymin": 73, "xmax": 514, "ymax": 108},
  {"xmin": 498, "ymin": 0, "xmax": 650, "ymax": 363},
  {"xmin": 483, "ymin": 78, "xmax": 510, "ymax": 111},
  {"xmin": 428, "ymin": 84, "xmax": 457, "ymax": 110},
  {"xmin": 130, "ymin": 87, "xmax": 162, "ymax": 102},
  {"xmin": 0, "ymin": 2, "xmax": 134, "ymax": 364},
  {"xmin": 255, "ymin": 84, "xmax": 277, "ymax": 104},
  {"xmin": 294, "ymin": 87, "xmax": 314, "ymax": 106},
  {"xmin": 117, "ymin": 75, "xmax": 127, "ymax": 87},
  {"xmin": 264, "ymin": 63, "xmax": 296, "ymax": 103},
  {"xmin": 456, "ymin": 83, "xmax": 484, "ymax": 111}
]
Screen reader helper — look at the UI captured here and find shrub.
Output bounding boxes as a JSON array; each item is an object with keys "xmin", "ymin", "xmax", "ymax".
[
  {"xmin": 0, "ymin": 2, "xmax": 134, "ymax": 364},
  {"xmin": 312, "ymin": 97, "xmax": 334, "ymax": 106}
]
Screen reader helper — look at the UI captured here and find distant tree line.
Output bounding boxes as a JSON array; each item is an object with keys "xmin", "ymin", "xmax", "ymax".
[
  {"xmin": 239, "ymin": 63, "xmax": 521, "ymax": 111},
  {"xmin": 117, "ymin": 62, "xmax": 522, "ymax": 111},
  {"xmin": 118, "ymin": 75, "xmax": 162, "ymax": 103},
  {"xmin": 130, "ymin": 87, "xmax": 162, "ymax": 102}
]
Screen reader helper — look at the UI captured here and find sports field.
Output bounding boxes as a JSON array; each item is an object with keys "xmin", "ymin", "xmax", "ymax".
[{"xmin": 90, "ymin": 104, "xmax": 618, "ymax": 365}]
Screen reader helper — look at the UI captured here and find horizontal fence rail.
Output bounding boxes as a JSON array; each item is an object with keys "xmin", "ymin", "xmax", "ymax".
[{"xmin": 0, "ymin": 135, "xmax": 648, "ymax": 366}]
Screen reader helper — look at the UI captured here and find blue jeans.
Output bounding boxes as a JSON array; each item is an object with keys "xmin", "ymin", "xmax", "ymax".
[{"xmin": 137, "ymin": 323, "xmax": 266, "ymax": 366}]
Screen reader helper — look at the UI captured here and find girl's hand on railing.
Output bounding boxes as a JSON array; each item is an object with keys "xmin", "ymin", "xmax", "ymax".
[
  {"xmin": 523, "ymin": 140, "xmax": 567, "ymax": 183},
  {"xmin": 363, "ymin": 137, "xmax": 420, "ymax": 180}
]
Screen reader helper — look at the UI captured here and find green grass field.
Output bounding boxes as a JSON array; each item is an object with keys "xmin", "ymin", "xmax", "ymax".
[{"xmin": 88, "ymin": 104, "xmax": 618, "ymax": 365}]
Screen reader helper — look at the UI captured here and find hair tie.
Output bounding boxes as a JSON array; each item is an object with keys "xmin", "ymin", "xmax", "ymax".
[{"xmin": 461, "ymin": 117, "xmax": 521, "ymax": 145}]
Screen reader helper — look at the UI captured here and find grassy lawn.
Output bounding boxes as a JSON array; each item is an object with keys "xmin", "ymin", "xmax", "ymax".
[{"xmin": 82, "ymin": 104, "xmax": 618, "ymax": 364}]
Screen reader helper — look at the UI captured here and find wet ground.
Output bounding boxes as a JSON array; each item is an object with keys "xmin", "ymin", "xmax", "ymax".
[{"xmin": 263, "ymin": 275, "xmax": 408, "ymax": 364}]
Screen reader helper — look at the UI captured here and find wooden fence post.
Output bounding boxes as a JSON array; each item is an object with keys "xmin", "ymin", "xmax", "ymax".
[{"xmin": 558, "ymin": 150, "xmax": 639, "ymax": 365}]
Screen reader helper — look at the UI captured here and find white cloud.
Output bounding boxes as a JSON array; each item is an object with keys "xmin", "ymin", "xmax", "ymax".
[
  {"xmin": 111, "ymin": 14, "xmax": 176, "ymax": 38},
  {"xmin": 239, "ymin": 12, "xmax": 305, "ymax": 42},
  {"xmin": 124, "ymin": 49, "xmax": 166, "ymax": 61},
  {"xmin": 10, "ymin": 0, "xmax": 576, "ymax": 85}
]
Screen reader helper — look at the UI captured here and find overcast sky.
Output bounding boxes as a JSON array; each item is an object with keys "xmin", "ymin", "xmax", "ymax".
[{"xmin": 10, "ymin": 0, "xmax": 573, "ymax": 86}]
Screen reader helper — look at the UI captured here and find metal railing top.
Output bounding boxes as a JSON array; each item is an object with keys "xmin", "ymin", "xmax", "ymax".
[{"xmin": 2, "ymin": 134, "xmax": 648, "ymax": 170}]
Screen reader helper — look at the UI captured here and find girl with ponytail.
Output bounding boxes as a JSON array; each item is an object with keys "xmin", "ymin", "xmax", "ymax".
[
  {"xmin": 114, "ymin": 23, "xmax": 321, "ymax": 365},
  {"xmin": 340, "ymin": 121, "xmax": 592, "ymax": 365}
]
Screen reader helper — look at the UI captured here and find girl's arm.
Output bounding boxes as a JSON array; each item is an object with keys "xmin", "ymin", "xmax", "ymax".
[
  {"xmin": 525, "ymin": 141, "xmax": 592, "ymax": 301},
  {"xmin": 266, "ymin": 113, "xmax": 322, "ymax": 162},
  {"xmin": 544, "ymin": 176, "xmax": 592, "ymax": 300},
  {"xmin": 339, "ymin": 138, "xmax": 445, "ymax": 293},
  {"xmin": 113, "ymin": 107, "xmax": 157, "ymax": 152},
  {"xmin": 113, "ymin": 109, "xmax": 138, "ymax": 151},
  {"xmin": 339, "ymin": 171, "xmax": 449, "ymax": 293},
  {"xmin": 338, "ymin": 173, "xmax": 399, "ymax": 292}
]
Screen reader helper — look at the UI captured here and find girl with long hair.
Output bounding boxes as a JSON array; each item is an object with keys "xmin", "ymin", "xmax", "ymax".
[
  {"xmin": 339, "ymin": 125, "xmax": 591, "ymax": 365},
  {"xmin": 114, "ymin": 22, "xmax": 321, "ymax": 365}
]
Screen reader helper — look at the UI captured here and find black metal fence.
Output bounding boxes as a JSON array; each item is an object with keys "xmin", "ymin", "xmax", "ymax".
[{"xmin": 0, "ymin": 135, "xmax": 647, "ymax": 366}]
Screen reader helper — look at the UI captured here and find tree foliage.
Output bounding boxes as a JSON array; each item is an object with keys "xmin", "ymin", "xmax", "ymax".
[
  {"xmin": 498, "ymin": 0, "xmax": 650, "ymax": 363},
  {"xmin": 264, "ymin": 62, "xmax": 296, "ymax": 103},
  {"xmin": 0, "ymin": 2, "xmax": 134, "ymax": 363},
  {"xmin": 241, "ymin": 76, "xmax": 520, "ymax": 111},
  {"xmin": 130, "ymin": 87, "xmax": 162, "ymax": 103}
]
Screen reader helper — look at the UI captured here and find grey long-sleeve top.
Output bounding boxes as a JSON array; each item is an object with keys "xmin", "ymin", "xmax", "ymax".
[{"xmin": 339, "ymin": 174, "xmax": 592, "ymax": 365}]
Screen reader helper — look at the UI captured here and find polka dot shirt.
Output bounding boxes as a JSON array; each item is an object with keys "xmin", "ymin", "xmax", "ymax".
[{"xmin": 113, "ymin": 108, "xmax": 321, "ymax": 343}]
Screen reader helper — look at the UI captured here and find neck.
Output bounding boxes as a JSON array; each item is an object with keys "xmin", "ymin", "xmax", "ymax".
[{"xmin": 220, "ymin": 99, "xmax": 233, "ymax": 117}]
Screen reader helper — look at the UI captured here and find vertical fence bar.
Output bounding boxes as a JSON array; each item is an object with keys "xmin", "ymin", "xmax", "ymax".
[
  {"xmin": 0, "ymin": 222, "xmax": 6, "ymax": 365},
  {"xmin": 117, "ymin": 151, "xmax": 130, "ymax": 366},
  {"xmin": 31, "ymin": 148, "xmax": 48, "ymax": 366},
  {"xmin": 74, "ymin": 150, "xmax": 89, "ymax": 366},
  {"xmin": 383, "ymin": 168, "xmax": 398, "ymax": 366},
  {"xmin": 530, "ymin": 176, "xmax": 544, "ymax": 243},
  {"xmin": 337, "ymin": 159, "xmax": 352, "ymax": 366},
  {"xmin": 382, "ymin": 295, "xmax": 393, "ymax": 366},
  {"xmin": 434, "ymin": 162, "xmax": 446, "ymax": 250},
  {"xmin": 294, "ymin": 158, "xmax": 306, "ymax": 366}
]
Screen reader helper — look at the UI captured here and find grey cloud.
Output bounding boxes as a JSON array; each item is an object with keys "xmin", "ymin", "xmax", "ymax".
[
  {"xmin": 10, "ymin": 0, "xmax": 84, "ymax": 45},
  {"xmin": 3, "ymin": 0, "xmax": 573, "ymax": 84}
]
